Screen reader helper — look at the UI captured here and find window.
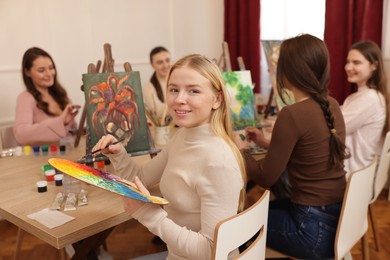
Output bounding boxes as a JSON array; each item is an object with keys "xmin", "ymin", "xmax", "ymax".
[{"xmin": 260, "ymin": 0, "xmax": 326, "ymax": 102}]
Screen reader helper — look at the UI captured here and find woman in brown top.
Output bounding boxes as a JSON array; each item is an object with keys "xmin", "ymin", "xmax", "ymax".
[{"xmin": 236, "ymin": 34, "xmax": 349, "ymax": 259}]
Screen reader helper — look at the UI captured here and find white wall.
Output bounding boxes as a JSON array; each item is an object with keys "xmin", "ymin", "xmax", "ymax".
[{"xmin": 0, "ymin": 0, "xmax": 224, "ymax": 127}]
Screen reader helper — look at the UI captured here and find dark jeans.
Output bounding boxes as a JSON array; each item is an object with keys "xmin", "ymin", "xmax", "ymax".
[{"xmin": 267, "ymin": 198, "xmax": 342, "ymax": 259}]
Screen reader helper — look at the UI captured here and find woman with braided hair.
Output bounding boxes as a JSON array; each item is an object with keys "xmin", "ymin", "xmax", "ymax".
[{"xmin": 235, "ymin": 34, "xmax": 349, "ymax": 259}]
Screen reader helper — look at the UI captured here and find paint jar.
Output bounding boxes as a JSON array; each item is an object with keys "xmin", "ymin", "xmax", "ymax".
[
  {"xmin": 23, "ymin": 146, "xmax": 32, "ymax": 156},
  {"xmin": 32, "ymin": 146, "xmax": 40, "ymax": 156},
  {"xmin": 36, "ymin": 180, "xmax": 48, "ymax": 193},
  {"xmin": 54, "ymin": 174, "xmax": 63, "ymax": 186},
  {"xmin": 59, "ymin": 145, "xmax": 66, "ymax": 155},
  {"xmin": 50, "ymin": 145, "xmax": 58, "ymax": 155},
  {"xmin": 44, "ymin": 169, "xmax": 56, "ymax": 182},
  {"xmin": 41, "ymin": 164, "xmax": 53, "ymax": 172},
  {"xmin": 96, "ymin": 161, "xmax": 105, "ymax": 170},
  {"xmin": 155, "ymin": 126, "xmax": 170, "ymax": 146},
  {"xmin": 41, "ymin": 145, "xmax": 49, "ymax": 155},
  {"xmin": 60, "ymin": 136, "xmax": 74, "ymax": 151},
  {"xmin": 14, "ymin": 146, "xmax": 23, "ymax": 156}
]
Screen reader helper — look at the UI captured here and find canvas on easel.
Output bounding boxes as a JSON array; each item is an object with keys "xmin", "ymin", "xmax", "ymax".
[
  {"xmin": 75, "ymin": 43, "xmax": 158, "ymax": 159},
  {"xmin": 223, "ymin": 70, "xmax": 257, "ymax": 130},
  {"xmin": 219, "ymin": 41, "xmax": 258, "ymax": 130},
  {"xmin": 262, "ymin": 40, "xmax": 295, "ymax": 117},
  {"xmin": 82, "ymin": 71, "xmax": 151, "ymax": 153}
]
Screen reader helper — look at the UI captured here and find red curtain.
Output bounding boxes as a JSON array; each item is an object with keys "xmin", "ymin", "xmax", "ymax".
[
  {"xmin": 324, "ymin": 0, "xmax": 383, "ymax": 104},
  {"xmin": 224, "ymin": 0, "xmax": 261, "ymax": 93}
]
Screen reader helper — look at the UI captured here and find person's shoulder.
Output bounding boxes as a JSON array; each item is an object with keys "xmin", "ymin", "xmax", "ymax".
[
  {"xmin": 327, "ymin": 96, "xmax": 341, "ymax": 106},
  {"xmin": 142, "ymin": 80, "xmax": 153, "ymax": 89},
  {"xmin": 365, "ymin": 88, "xmax": 383, "ymax": 99},
  {"xmin": 347, "ymin": 88, "xmax": 381, "ymax": 103},
  {"xmin": 17, "ymin": 91, "xmax": 34, "ymax": 102}
]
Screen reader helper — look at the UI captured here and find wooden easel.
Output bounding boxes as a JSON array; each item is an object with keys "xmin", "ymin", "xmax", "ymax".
[
  {"xmin": 74, "ymin": 43, "xmax": 158, "ymax": 158},
  {"xmin": 217, "ymin": 41, "xmax": 246, "ymax": 72}
]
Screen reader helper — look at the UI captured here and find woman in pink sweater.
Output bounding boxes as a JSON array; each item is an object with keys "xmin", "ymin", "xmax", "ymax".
[{"xmin": 13, "ymin": 47, "xmax": 80, "ymax": 146}]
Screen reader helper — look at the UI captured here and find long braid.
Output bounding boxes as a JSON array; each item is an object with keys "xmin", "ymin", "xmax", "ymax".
[{"xmin": 312, "ymin": 94, "xmax": 348, "ymax": 168}]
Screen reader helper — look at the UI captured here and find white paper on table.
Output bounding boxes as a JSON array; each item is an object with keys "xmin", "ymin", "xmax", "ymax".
[{"xmin": 27, "ymin": 208, "xmax": 75, "ymax": 229}]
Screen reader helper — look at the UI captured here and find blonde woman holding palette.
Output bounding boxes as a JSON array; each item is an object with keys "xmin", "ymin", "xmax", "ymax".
[
  {"xmin": 13, "ymin": 47, "xmax": 80, "ymax": 146},
  {"xmin": 94, "ymin": 54, "xmax": 246, "ymax": 260}
]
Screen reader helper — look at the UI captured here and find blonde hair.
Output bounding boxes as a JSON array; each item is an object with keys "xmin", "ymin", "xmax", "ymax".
[{"xmin": 167, "ymin": 54, "xmax": 247, "ymax": 211}]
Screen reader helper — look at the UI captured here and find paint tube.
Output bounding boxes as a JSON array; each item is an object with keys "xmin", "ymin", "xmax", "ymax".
[
  {"xmin": 77, "ymin": 189, "xmax": 88, "ymax": 206},
  {"xmin": 49, "ymin": 192, "xmax": 65, "ymax": 210},
  {"xmin": 63, "ymin": 193, "xmax": 77, "ymax": 211}
]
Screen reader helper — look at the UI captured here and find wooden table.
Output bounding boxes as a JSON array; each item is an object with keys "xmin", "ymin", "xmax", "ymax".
[{"xmin": 0, "ymin": 141, "xmax": 151, "ymax": 258}]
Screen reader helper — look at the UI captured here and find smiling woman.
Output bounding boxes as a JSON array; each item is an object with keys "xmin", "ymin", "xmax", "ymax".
[
  {"xmin": 13, "ymin": 47, "xmax": 80, "ymax": 146},
  {"xmin": 166, "ymin": 66, "xmax": 222, "ymax": 128},
  {"xmin": 142, "ymin": 46, "xmax": 172, "ymax": 125},
  {"xmin": 341, "ymin": 40, "xmax": 390, "ymax": 175}
]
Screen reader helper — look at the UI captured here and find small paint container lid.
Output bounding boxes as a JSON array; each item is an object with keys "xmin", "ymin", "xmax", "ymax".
[
  {"xmin": 41, "ymin": 164, "xmax": 53, "ymax": 172},
  {"xmin": 36, "ymin": 180, "xmax": 48, "ymax": 193}
]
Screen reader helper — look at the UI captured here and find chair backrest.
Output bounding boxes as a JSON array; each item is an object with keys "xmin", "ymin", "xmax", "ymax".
[
  {"xmin": 212, "ymin": 190, "xmax": 270, "ymax": 260},
  {"xmin": 371, "ymin": 131, "xmax": 390, "ymax": 203},
  {"xmin": 334, "ymin": 158, "xmax": 377, "ymax": 260},
  {"xmin": 0, "ymin": 126, "xmax": 18, "ymax": 150}
]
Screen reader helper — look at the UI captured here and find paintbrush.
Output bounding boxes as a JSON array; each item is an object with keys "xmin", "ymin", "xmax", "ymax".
[{"xmin": 78, "ymin": 138, "xmax": 125, "ymax": 162}]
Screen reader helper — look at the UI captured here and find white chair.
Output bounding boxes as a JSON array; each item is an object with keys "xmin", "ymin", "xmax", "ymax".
[
  {"xmin": 334, "ymin": 158, "xmax": 377, "ymax": 260},
  {"xmin": 368, "ymin": 131, "xmax": 390, "ymax": 252},
  {"xmin": 212, "ymin": 190, "xmax": 270, "ymax": 260}
]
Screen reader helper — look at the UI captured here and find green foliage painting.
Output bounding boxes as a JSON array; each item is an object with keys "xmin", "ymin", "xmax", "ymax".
[{"xmin": 223, "ymin": 71, "xmax": 258, "ymax": 130}]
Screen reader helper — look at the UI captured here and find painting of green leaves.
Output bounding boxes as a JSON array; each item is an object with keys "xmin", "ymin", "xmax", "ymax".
[{"xmin": 223, "ymin": 71, "xmax": 258, "ymax": 130}]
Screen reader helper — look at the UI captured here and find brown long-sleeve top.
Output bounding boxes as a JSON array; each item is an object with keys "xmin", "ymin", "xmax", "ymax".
[{"xmin": 244, "ymin": 97, "xmax": 346, "ymax": 206}]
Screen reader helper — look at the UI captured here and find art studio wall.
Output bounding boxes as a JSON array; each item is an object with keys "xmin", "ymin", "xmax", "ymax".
[
  {"xmin": 1, "ymin": 0, "xmax": 389, "ymax": 129},
  {"xmin": 0, "ymin": 0, "xmax": 224, "ymax": 127}
]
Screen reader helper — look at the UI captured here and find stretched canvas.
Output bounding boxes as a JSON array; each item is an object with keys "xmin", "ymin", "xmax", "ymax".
[
  {"xmin": 82, "ymin": 72, "xmax": 150, "ymax": 153},
  {"xmin": 262, "ymin": 40, "xmax": 295, "ymax": 109},
  {"xmin": 223, "ymin": 71, "xmax": 258, "ymax": 130}
]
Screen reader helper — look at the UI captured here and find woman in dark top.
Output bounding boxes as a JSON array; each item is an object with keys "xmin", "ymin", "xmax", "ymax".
[{"xmin": 236, "ymin": 34, "xmax": 349, "ymax": 259}]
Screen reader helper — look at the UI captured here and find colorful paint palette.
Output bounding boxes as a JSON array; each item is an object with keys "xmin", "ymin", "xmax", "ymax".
[{"xmin": 48, "ymin": 158, "xmax": 168, "ymax": 205}]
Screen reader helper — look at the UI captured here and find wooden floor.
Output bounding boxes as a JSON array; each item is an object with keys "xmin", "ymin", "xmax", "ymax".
[{"xmin": 1, "ymin": 187, "xmax": 389, "ymax": 260}]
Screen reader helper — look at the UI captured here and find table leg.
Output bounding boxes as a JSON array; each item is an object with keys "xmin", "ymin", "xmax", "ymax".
[{"xmin": 71, "ymin": 227, "xmax": 114, "ymax": 260}]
